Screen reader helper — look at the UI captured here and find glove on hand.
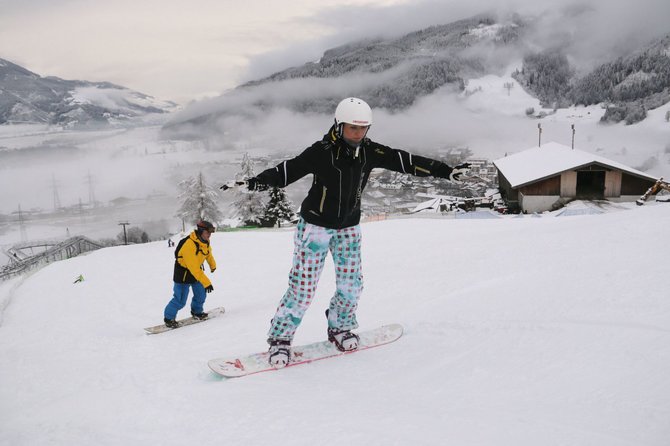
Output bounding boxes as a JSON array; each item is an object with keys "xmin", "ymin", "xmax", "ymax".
[
  {"xmin": 247, "ymin": 177, "xmax": 269, "ymax": 192},
  {"xmin": 220, "ymin": 180, "xmax": 246, "ymax": 191},
  {"xmin": 449, "ymin": 163, "xmax": 471, "ymax": 184},
  {"xmin": 205, "ymin": 285, "xmax": 214, "ymax": 293}
]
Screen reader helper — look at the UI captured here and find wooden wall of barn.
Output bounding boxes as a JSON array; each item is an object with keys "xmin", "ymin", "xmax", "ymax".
[
  {"xmin": 519, "ymin": 176, "xmax": 560, "ymax": 196},
  {"xmin": 621, "ymin": 173, "xmax": 656, "ymax": 195},
  {"xmin": 497, "ymin": 172, "xmax": 517, "ymax": 201},
  {"xmin": 604, "ymin": 171, "xmax": 622, "ymax": 197},
  {"xmin": 495, "ymin": 156, "xmax": 659, "ymax": 212}
]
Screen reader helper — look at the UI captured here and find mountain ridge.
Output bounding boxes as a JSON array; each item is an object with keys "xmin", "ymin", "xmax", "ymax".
[
  {"xmin": 164, "ymin": 13, "xmax": 669, "ymax": 136},
  {"xmin": 0, "ymin": 58, "xmax": 178, "ymax": 127}
]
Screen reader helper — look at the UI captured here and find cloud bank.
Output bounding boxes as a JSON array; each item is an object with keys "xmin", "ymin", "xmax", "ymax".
[{"xmin": 245, "ymin": 0, "xmax": 670, "ymax": 81}]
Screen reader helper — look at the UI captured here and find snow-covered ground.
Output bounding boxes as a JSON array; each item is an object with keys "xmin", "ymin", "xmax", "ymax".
[{"xmin": 1, "ymin": 203, "xmax": 669, "ymax": 445}]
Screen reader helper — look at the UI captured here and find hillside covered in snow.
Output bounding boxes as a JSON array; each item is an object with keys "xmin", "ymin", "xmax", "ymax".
[
  {"xmin": 0, "ymin": 58, "xmax": 178, "ymax": 127},
  {"xmin": 1, "ymin": 204, "xmax": 669, "ymax": 445}
]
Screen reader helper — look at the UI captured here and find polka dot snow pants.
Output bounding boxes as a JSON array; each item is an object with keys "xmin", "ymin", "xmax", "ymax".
[{"xmin": 268, "ymin": 218, "xmax": 363, "ymax": 342}]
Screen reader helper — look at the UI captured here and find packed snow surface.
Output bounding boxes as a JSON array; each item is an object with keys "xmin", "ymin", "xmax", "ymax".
[{"xmin": 1, "ymin": 205, "xmax": 669, "ymax": 445}]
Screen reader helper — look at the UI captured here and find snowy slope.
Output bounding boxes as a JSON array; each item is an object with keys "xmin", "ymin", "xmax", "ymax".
[
  {"xmin": 0, "ymin": 57, "xmax": 178, "ymax": 127},
  {"xmin": 1, "ymin": 205, "xmax": 670, "ymax": 445},
  {"xmin": 67, "ymin": 86, "xmax": 179, "ymax": 121}
]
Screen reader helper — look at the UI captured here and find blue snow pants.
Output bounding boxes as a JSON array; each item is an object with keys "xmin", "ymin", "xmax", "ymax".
[
  {"xmin": 268, "ymin": 217, "xmax": 363, "ymax": 341},
  {"xmin": 164, "ymin": 282, "xmax": 207, "ymax": 320}
]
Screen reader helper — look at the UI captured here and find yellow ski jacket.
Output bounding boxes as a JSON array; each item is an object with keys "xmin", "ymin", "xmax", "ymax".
[{"xmin": 173, "ymin": 231, "xmax": 217, "ymax": 287}]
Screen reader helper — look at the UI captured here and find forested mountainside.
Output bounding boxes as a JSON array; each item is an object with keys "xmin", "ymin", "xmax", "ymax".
[
  {"xmin": 513, "ymin": 34, "xmax": 670, "ymax": 124},
  {"xmin": 165, "ymin": 13, "xmax": 669, "ymax": 136}
]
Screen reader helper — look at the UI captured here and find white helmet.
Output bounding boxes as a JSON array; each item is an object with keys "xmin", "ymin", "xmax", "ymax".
[{"xmin": 334, "ymin": 97, "xmax": 372, "ymax": 127}]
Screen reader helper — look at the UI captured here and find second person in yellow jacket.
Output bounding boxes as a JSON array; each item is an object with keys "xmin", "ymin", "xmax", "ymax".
[{"xmin": 163, "ymin": 220, "xmax": 217, "ymax": 328}]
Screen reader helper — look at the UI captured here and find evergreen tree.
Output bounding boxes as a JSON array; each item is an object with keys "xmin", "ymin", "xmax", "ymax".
[
  {"xmin": 513, "ymin": 49, "xmax": 574, "ymax": 107},
  {"xmin": 230, "ymin": 153, "xmax": 265, "ymax": 226},
  {"xmin": 176, "ymin": 172, "xmax": 222, "ymax": 225},
  {"xmin": 261, "ymin": 187, "xmax": 295, "ymax": 228}
]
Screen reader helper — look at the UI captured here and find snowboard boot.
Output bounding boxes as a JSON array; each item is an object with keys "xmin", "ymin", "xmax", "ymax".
[
  {"xmin": 325, "ymin": 309, "xmax": 360, "ymax": 352},
  {"xmin": 267, "ymin": 339, "xmax": 291, "ymax": 368},
  {"xmin": 191, "ymin": 311, "xmax": 209, "ymax": 320},
  {"xmin": 164, "ymin": 318, "xmax": 180, "ymax": 329},
  {"xmin": 327, "ymin": 328, "xmax": 360, "ymax": 352}
]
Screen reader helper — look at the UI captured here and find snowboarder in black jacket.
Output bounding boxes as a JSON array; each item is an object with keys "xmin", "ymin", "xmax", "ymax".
[{"xmin": 235, "ymin": 97, "xmax": 470, "ymax": 367}]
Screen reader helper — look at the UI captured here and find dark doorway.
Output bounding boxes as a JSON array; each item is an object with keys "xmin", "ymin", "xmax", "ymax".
[{"xmin": 576, "ymin": 170, "xmax": 605, "ymax": 199}]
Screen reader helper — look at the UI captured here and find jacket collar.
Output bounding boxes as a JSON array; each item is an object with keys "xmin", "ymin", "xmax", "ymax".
[
  {"xmin": 324, "ymin": 124, "xmax": 369, "ymax": 150},
  {"xmin": 189, "ymin": 230, "xmax": 210, "ymax": 246}
]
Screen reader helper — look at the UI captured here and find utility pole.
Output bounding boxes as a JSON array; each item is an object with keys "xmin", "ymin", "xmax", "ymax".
[
  {"xmin": 537, "ymin": 123, "xmax": 542, "ymax": 147},
  {"xmin": 18, "ymin": 204, "xmax": 27, "ymax": 242},
  {"xmin": 571, "ymin": 124, "xmax": 576, "ymax": 149},
  {"xmin": 118, "ymin": 221, "xmax": 130, "ymax": 245},
  {"xmin": 503, "ymin": 82, "xmax": 514, "ymax": 96},
  {"xmin": 51, "ymin": 174, "xmax": 61, "ymax": 211},
  {"xmin": 86, "ymin": 171, "xmax": 96, "ymax": 207}
]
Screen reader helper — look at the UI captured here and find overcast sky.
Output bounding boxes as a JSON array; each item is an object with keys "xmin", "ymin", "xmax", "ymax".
[{"xmin": 1, "ymin": 0, "xmax": 668, "ymax": 104}]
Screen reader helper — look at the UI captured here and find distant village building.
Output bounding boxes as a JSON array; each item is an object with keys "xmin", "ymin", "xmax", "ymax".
[
  {"xmin": 494, "ymin": 142, "xmax": 658, "ymax": 213},
  {"xmin": 466, "ymin": 157, "xmax": 498, "ymax": 185}
]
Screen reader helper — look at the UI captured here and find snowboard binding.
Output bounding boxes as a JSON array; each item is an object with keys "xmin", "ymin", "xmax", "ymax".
[
  {"xmin": 268, "ymin": 339, "xmax": 291, "ymax": 368},
  {"xmin": 328, "ymin": 328, "xmax": 360, "ymax": 352}
]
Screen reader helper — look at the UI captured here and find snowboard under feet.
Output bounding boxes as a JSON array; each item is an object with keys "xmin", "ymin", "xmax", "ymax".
[
  {"xmin": 144, "ymin": 307, "xmax": 225, "ymax": 334},
  {"xmin": 208, "ymin": 323, "xmax": 403, "ymax": 378}
]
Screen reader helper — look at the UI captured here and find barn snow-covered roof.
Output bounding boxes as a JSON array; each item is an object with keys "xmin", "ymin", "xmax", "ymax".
[{"xmin": 493, "ymin": 142, "xmax": 657, "ymax": 188}]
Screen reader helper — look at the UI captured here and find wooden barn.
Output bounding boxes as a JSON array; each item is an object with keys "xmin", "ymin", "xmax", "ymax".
[{"xmin": 493, "ymin": 142, "xmax": 659, "ymax": 213}]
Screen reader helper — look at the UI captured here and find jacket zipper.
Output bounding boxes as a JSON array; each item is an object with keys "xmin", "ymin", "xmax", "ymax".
[
  {"xmin": 346, "ymin": 168, "xmax": 354, "ymax": 214},
  {"xmin": 319, "ymin": 186, "xmax": 327, "ymax": 213}
]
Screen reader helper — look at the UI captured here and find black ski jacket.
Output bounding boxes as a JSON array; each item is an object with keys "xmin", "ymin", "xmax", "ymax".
[{"xmin": 255, "ymin": 125, "xmax": 455, "ymax": 229}]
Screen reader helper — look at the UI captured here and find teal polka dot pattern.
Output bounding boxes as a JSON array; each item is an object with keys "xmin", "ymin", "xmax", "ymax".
[{"xmin": 268, "ymin": 218, "xmax": 363, "ymax": 341}]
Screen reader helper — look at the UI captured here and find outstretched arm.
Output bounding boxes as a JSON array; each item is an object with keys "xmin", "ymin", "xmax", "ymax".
[
  {"xmin": 234, "ymin": 145, "xmax": 317, "ymax": 191},
  {"xmin": 372, "ymin": 143, "xmax": 470, "ymax": 182}
]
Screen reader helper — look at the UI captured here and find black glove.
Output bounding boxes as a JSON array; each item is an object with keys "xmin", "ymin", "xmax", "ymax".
[
  {"xmin": 449, "ymin": 163, "xmax": 471, "ymax": 184},
  {"xmin": 205, "ymin": 285, "xmax": 214, "ymax": 293},
  {"xmin": 210, "ymin": 268, "xmax": 216, "ymax": 273},
  {"xmin": 247, "ymin": 177, "xmax": 269, "ymax": 192}
]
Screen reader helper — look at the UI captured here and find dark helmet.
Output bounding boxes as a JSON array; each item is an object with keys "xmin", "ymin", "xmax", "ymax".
[{"xmin": 196, "ymin": 220, "xmax": 216, "ymax": 234}]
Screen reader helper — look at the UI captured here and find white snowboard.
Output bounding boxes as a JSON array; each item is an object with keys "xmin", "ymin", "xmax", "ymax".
[{"xmin": 208, "ymin": 323, "xmax": 403, "ymax": 378}]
